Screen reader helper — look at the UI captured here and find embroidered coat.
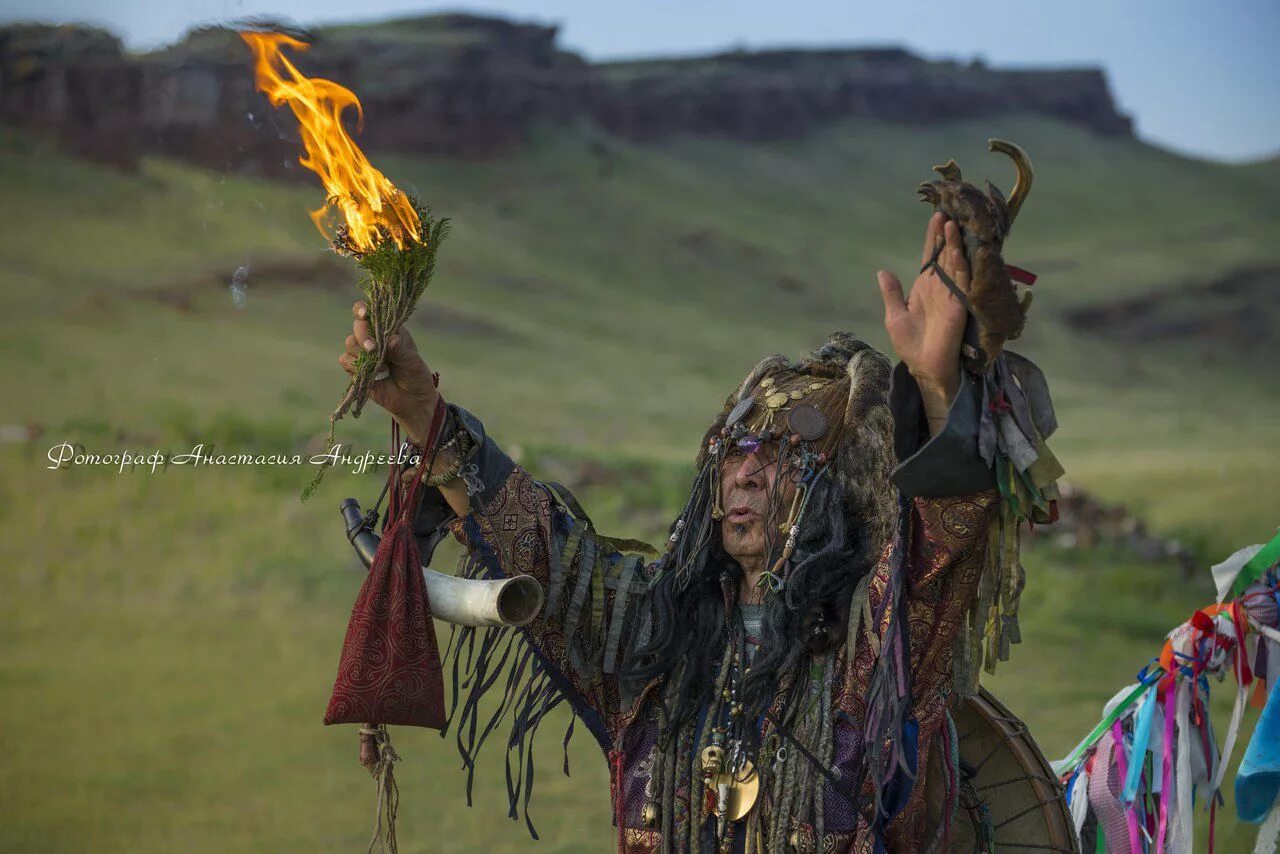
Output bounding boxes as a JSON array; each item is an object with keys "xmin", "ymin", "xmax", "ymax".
[{"xmin": 412, "ymin": 364, "xmax": 1002, "ymax": 852}]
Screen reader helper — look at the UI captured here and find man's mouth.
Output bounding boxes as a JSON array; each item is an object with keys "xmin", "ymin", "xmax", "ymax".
[{"xmin": 727, "ymin": 506, "xmax": 759, "ymax": 522}]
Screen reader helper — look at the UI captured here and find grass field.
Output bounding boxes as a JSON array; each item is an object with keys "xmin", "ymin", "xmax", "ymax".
[{"xmin": 1, "ymin": 114, "xmax": 1277, "ymax": 851}]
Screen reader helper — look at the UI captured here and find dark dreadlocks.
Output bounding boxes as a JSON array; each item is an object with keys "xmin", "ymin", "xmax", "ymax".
[{"xmin": 619, "ymin": 471, "xmax": 878, "ymax": 754}]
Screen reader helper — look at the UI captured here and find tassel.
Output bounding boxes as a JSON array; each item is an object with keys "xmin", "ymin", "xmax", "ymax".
[
  {"xmin": 361, "ymin": 725, "xmax": 401, "ymax": 854},
  {"xmin": 710, "ymin": 448, "xmax": 724, "ymax": 521},
  {"xmin": 861, "ymin": 493, "xmax": 917, "ymax": 837},
  {"xmin": 846, "ymin": 572, "xmax": 873, "ymax": 658}
]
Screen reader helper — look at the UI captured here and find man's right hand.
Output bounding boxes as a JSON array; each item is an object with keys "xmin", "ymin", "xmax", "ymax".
[{"xmin": 340, "ymin": 300, "xmax": 441, "ymax": 445}]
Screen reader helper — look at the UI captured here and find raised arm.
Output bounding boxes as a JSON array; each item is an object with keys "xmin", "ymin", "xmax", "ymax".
[
  {"xmin": 340, "ymin": 300, "xmax": 653, "ymax": 732},
  {"xmin": 885, "ymin": 363, "xmax": 1000, "ymax": 693},
  {"xmin": 340, "ymin": 305, "xmax": 654, "ymax": 826},
  {"xmin": 870, "ymin": 210, "xmax": 1018, "ymax": 686},
  {"xmin": 424, "ymin": 407, "xmax": 653, "ymax": 731},
  {"xmin": 340, "ymin": 300, "xmax": 473, "ymax": 516},
  {"xmin": 861, "ymin": 208, "xmax": 1060, "ymax": 847},
  {"xmin": 875, "ymin": 208, "xmax": 1060, "ymax": 684}
]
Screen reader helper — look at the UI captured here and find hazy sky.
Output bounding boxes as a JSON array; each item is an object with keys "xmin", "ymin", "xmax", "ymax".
[{"xmin": 4, "ymin": 0, "xmax": 1277, "ymax": 163}]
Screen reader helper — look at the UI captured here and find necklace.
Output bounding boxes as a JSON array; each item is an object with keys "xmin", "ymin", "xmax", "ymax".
[{"xmin": 699, "ymin": 622, "xmax": 761, "ymax": 851}]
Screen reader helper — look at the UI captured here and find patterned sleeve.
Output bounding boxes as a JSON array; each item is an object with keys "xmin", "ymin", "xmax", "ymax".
[
  {"xmin": 871, "ymin": 363, "xmax": 1035, "ymax": 849},
  {"xmin": 857, "ymin": 490, "xmax": 1000, "ymax": 850},
  {"xmin": 447, "ymin": 464, "xmax": 656, "ymax": 739},
  {"xmin": 884, "ymin": 362, "xmax": 1008, "ymax": 686},
  {"xmin": 899, "ymin": 492, "xmax": 999, "ymax": 707},
  {"xmin": 885, "ymin": 360, "xmax": 1041, "ymax": 690},
  {"xmin": 412, "ymin": 405, "xmax": 655, "ymax": 747},
  {"xmin": 859, "ymin": 491, "xmax": 999, "ymax": 719}
]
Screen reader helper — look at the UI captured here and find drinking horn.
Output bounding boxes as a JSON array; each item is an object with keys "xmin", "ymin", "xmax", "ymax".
[{"xmin": 341, "ymin": 498, "xmax": 544, "ymax": 628}]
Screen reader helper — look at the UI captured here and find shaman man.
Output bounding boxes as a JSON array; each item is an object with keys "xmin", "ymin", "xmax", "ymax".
[{"xmin": 339, "ymin": 211, "xmax": 1058, "ymax": 851}]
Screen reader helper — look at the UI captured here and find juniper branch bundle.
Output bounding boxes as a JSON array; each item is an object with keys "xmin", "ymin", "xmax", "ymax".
[{"xmin": 302, "ymin": 194, "xmax": 450, "ymax": 501}]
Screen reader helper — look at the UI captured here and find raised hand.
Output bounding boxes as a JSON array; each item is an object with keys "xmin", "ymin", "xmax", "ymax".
[
  {"xmin": 876, "ymin": 211, "xmax": 971, "ymax": 415},
  {"xmin": 339, "ymin": 300, "xmax": 441, "ymax": 445}
]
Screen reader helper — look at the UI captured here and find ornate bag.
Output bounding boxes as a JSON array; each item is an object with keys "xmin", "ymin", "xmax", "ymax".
[{"xmin": 324, "ymin": 399, "xmax": 448, "ymax": 729}]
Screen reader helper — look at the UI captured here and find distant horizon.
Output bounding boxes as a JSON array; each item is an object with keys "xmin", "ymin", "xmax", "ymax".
[{"xmin": 3, "ymin": 1, "xmax": 1277, "ymax": 165}]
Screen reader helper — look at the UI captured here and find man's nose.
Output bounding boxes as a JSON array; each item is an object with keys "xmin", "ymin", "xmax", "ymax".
[{"xmin": 733, "ymin": 452, "xmax": 765, "ymax": 490}]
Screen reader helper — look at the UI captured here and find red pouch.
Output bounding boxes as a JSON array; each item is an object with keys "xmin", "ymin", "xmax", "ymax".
[{"xmin": 324, "ymin": 399, "xmax": 448, "ymax": 729}]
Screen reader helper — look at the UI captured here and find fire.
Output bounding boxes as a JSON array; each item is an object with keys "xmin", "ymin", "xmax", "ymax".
[{"xmin": 240, "ymin": 31, "xmax": 420, "ymax": 252}]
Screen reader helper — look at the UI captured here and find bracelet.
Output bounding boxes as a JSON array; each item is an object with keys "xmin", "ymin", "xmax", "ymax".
[
  {"xmin": 407, "ymin": 405, "xmax": 456, "ymax": 453},
  {"xmin": 422, "ymin": 415, "xmax": 474, "ymax": 488},
  {"xmin": 424, "ymin": 453, "xmax": 464, "ymax": 488}
]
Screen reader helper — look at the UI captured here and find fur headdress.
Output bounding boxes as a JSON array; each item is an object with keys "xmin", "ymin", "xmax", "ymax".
[{"xmin": 695, "ymin": 331, "xmax": 898, "ymax": 554}]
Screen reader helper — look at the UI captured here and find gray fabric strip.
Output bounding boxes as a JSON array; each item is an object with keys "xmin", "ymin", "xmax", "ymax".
[
  {"xmin": 998, "ymin": 409, "xmax": 1040, "ymax": 471},
  {"xmin": 561, "ymin": 534, "xmax": 597, "ymax": 671},
  {"xmin": 1003, "ymin": 351, "xmax": 1059, "ymax": 439},
  {"xmin": 996, "ymin": 356, "xmax": 1037, "ymax": 447},
  {"xmin": 550, "ymin": 518, "xmax": 586, "ymax": 617},
  {"xmin": 978, "ymin": 375, "xmax": 998, "ymax": 467},
  {"xmin": 603, "ymin": 555, "xmax": 641, "ymax": 674}
]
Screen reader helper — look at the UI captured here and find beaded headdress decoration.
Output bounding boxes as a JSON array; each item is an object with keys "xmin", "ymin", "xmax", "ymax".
[{"xmin": 651, "ymin": 332, "xmax": 897, "ymax": 598}]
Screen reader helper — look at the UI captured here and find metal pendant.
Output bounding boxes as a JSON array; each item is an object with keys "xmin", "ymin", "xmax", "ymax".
[
  {"xmin": 714, "ymin": 758, "xmax": 760, "ymax": 821},
  {"xmin": 787, "ymin": 403, "xmax": 828, "ymax": 441}
]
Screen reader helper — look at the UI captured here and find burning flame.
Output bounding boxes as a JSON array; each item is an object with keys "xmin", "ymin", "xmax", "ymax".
[{"xmin": 241, "ymin": 31, "xmax": 420, "ymax": 252}]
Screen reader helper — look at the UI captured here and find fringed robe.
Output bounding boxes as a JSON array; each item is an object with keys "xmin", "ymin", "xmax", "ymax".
[{"xmin": 413, "ymin": 365, "xmax": 1002, "ymax": 852}]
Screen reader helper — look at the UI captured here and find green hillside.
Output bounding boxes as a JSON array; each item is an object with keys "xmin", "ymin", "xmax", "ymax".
[{"xmin": 1, "ymin": 115, "xmax": 1276, "ymax": 851}]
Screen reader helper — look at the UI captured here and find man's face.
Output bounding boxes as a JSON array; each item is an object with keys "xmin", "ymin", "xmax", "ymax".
[{"xmin": 719, "ymin": 437, "xmax": 800, "ymax": 567}]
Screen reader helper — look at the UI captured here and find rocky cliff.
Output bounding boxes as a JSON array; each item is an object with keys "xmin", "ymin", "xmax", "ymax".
[{"xmin": 0, "ymin": 14, "xmax": 1133, "ymax": 170}]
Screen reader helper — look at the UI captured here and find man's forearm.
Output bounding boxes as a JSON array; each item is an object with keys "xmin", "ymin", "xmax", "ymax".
[
  {"xmin": 435, "ymin": 463, "xmax": 471, "ymax": 517},
  {"xmin": 915, "ymin": 373, "xmax": 960, "ymax": 437},
  {"xmin": 399, "ymin": 391, "xmax": 442, "ymax": 448},
  {"xmin": 401, "ymin": 396, "xmax": 473, "ymax": 517},
  {"xmin": 400, "ymin": 446, "xmax": 470, "ymax": 516}
]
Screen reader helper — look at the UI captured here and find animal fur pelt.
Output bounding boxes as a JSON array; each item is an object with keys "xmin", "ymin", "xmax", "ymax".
[{"xmin": 916, "ymin": 138, "xmax": 1035, "ymax": 375}]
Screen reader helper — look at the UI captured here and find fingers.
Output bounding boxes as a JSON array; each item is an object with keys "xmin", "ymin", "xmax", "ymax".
[
  {"xmin": 919, "ymin": 211, "xmax": 945, "ymax": 269},
  {"xmin": 339, "ymin": 332, "xmax": 358, "ymax": 374},
  {"xmin": 352, "ymin": 301, "xmax": 374, "ymax": 352},
  {"xmin": 383, "ymin": 327, "xmax": 420, "ymax": 368},
  {"xmin": 944, "ymin": 219, "xmax": 960, "ymax": 256},
  {"xmin": 877, "ymin": 270, "xmax": 908, "ymax": 326},
  {"xmin": 942, "ymin": 220, "xmax": 972, "ymax": 293},
  {"xmin": 345, "ymin": 303, "xmax": 429, "ymax": 390}
]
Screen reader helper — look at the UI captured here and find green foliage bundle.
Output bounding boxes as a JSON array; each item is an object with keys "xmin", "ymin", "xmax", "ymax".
[{"xmin": 302, "ymin": 194, "xmax": 450, "ymax": 501}]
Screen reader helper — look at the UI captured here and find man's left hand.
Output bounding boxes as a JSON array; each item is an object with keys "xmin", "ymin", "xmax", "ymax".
[{"xmin": 877, "ymin": 211, "xmax": 971, "ymax": 424}]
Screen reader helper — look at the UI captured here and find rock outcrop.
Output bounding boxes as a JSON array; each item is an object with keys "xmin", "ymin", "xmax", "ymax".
[
  {"xmin": 0, "ymin": 14, "xmax": 1133, "ymax": 170},
  {"xmin": 1028, "ymin": 482, "xmax": 1196, "ymax": 576},
  {"xmin": 1062, "ymin": 264, "xmax": 1280, "ymax": 364}
]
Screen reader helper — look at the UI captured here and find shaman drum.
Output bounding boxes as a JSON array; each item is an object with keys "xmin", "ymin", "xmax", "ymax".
[{"xmin": 934, "ymin": 688, "xmax": 1079, "ymax": 853}]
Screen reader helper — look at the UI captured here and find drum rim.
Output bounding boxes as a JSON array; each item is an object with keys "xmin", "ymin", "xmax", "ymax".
[{"xmin": 958, "ymin": 687, "xmax": 1081, "ymax": 853}]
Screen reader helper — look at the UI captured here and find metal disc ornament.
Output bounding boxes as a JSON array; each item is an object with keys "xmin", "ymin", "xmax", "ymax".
[
  {"xmin": 764, "ymin": 392, "xmax": 790, "ymax": 410},
  {"xmin": 715, "ymin": 759, "xmax": 760, "ymax": 821},
  {"xmin": 787, "ymin": 404, "xmax": 828, "ymax": 441},
  {"xmin": 726, "ymin": 396, "xmax": 755, "ymax": 428}
]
